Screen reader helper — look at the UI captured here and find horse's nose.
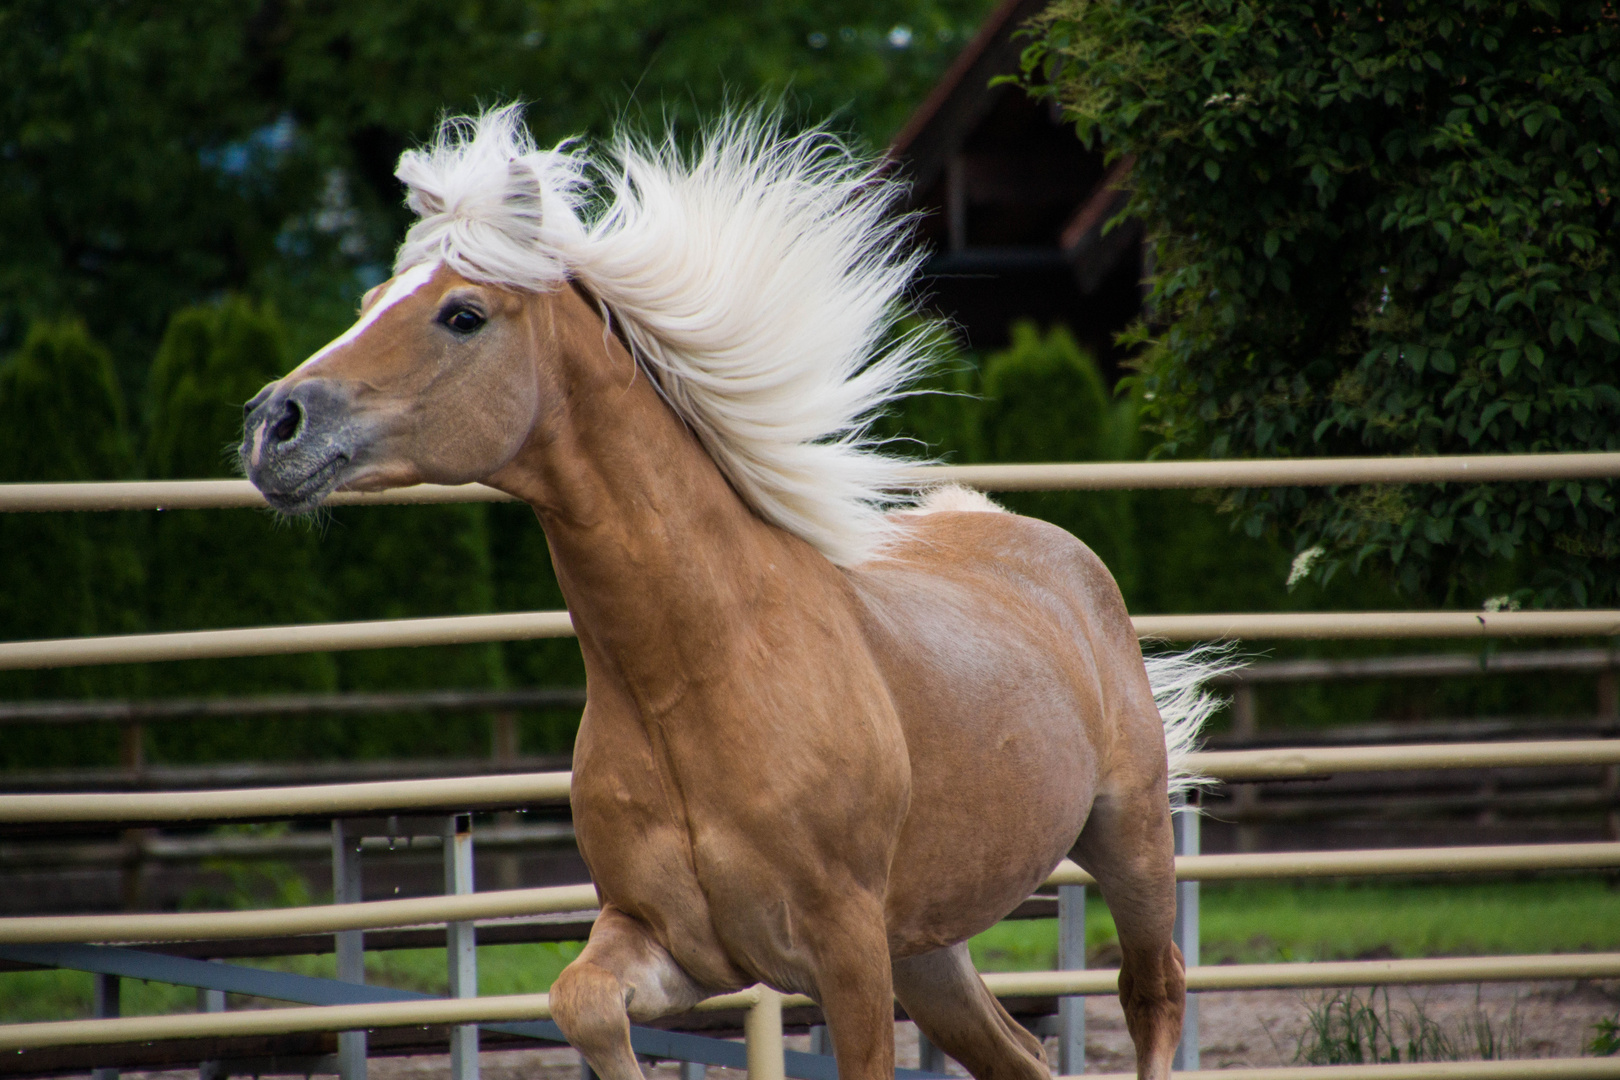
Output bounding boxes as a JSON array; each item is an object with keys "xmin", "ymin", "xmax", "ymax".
[{"xmin": 244, "ymin": 383, "xmax": 275, "ymax": 420}]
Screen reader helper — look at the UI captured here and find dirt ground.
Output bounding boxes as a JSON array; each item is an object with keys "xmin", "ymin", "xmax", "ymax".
[{"xmin": 120, "ymin": 980, "xmax": 1620, "ymax": 1080}]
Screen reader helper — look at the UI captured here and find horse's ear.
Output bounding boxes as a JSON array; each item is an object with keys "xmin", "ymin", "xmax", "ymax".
[
  {"xmin": 504, "ymin": 160, "xmax": 544, "ymax": 222},
  {"xmin": 405, "ymin": 185, "xmax": 445, "ymax": 219}
]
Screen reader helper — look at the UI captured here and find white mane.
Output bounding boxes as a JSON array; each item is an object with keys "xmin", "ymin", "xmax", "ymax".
[{"xmin": 393, "ymin": 105, "xmax": 931, "ymax": 566}]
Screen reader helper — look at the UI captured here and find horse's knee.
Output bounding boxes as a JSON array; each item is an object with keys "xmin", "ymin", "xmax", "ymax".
[{"xmin": 551, "ymin": 959, "xmax": 631, "ymax": 1055}]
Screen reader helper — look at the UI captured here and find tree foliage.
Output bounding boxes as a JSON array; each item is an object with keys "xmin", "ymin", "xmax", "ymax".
[
  {"xmin": 0, "ymin": 0, "xmax": 993, "ymax": 389},
  {"xmin": 1022, "ymin": 0, "xmax": 1620, "ymax": 606}
]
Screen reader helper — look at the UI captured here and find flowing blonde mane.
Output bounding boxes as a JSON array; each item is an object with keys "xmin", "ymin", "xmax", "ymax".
[{"xmin": 393, "ymin": 105, "xmax": 931, "ymax": 566}]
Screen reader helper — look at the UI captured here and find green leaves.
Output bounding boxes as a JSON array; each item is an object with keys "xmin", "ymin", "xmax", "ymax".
[
  {"xmin": 0, "ymin": 0, "xmax": 997, "ymax": 381},
  {"xmin": 1021, "ymin": 0, "xmax": 1620, "ymax": 608}
]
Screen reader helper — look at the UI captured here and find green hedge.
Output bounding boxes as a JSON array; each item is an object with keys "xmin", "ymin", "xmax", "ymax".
[{"xmin": 1021, "ymin": 0, "xmax": 1620, "ymax": 607}]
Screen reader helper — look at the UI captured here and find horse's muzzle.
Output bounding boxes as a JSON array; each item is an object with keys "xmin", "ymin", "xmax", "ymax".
[{"xmin": 240, "ymin": 378, "xmax": 358, "ymax": 513}]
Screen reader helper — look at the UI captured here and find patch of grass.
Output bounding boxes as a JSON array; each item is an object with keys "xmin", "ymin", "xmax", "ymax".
[
  {"xmin": 1295, "ymin": 987, "xmax": 1522, "ymax": 1064},
  {"xmin": 968, "ymin": 876, "xmax": 1620, "ymax": 972},
  {"xmin": 0, "ymin": 941, "xmax": 584, "ymax": 1023}
]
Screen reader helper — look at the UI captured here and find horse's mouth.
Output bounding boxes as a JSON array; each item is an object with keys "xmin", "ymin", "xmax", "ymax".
[{"xmin": 260, "ymin": 455, "xmax": 349, "ymax": 514}]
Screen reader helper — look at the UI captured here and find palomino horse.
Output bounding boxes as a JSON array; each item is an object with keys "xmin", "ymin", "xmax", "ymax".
[{"xmin": 242, "ymin": 108, "xmax": 1220, "ymax": 1080}]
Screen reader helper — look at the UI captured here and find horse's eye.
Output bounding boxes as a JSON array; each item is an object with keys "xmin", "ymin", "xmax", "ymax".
[{"xmin": 443, "ymin": 307, "xmax": 485, "ymax": 334}]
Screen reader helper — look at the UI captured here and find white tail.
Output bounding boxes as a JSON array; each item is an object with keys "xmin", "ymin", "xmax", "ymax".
[{"xmin": 1142, "ymin": 645, "xmax": 1246, "ymax": 803}]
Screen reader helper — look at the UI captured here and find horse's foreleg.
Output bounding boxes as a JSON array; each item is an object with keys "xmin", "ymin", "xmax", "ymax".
[
  {"xmin": 550, "ymin": 904, "xmax": 711, "ymax": 1080},
  {"xmin": 807, "ymin": 904, "xmax": 898, "ymax": 1080},
  {"xmin": 892, "ymin": 942, "xmax": 1049, "ymax": 1080},
  {"xmin": 1071, "ymin": 785, "xmax": 1184, "ymax": 1080}
]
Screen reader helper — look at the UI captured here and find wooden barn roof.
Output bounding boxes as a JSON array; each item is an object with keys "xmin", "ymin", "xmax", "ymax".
[{"xmin": 888, "ymin": 0, "xmax": 1144, "ymax": 369}]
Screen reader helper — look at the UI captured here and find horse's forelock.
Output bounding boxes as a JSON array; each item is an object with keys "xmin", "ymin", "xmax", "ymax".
[{"xmin": 392, "ymin": 105, "xmax": 583, "ymax": 290}]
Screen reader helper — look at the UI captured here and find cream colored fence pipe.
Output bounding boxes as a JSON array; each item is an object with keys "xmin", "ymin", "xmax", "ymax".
[
  {"xmin": 1194, "ymin": 738, "xmax": 1620, "ymax": 780},
  {"xmin": 1132, "ymin": 609, "xmax": 1620, "ymax": 640},
  {"xmin": 8, "ymin": 609, "xmax": 1620, "ymax": 673},
  {"xmin": 7, "ymin": 453, "xmax": 1620, "ymax": 513},
  {"xmin": 0, "ymin": 770, "xmax": 571, "ymax": 825},
  {"xmin": 0, "ymin": 884, "xmax": 599, "ymax": 945},
  {"xmin": 0, "ymin": 611, "xmax": 576, "ymax": 671},
  {"xmin": 6, "ymin": 842, "xmax": 1614, "ymax": 944},
  {"xmin": 1074, "ymin": 1059, "xmax": 1620, "ymax": 1080},
  {"xmin": 1043, "ymin": 840, "xmax": 1620, "ymax": 888},
  {"xmin": 0, "ymin": 480, "xmax": 516, "ymax": 513},
  {"xmin": 1, "ymin": 744, "xmax": 1613, "ymax": 824},
  {"xmin": 0, "ymin": 986, "xmax": 793, "ymax": 1054},
  {"xmin": 920, "ymin": 452, "xmax": 1620, "ymax": 492},
  {"xmin": 0, "ymin": 992, "xmax": 554, "ymax": 1051},
  {"xmin": 978, "ymin": 951, "xmax": 1620, "ymax": 997}
]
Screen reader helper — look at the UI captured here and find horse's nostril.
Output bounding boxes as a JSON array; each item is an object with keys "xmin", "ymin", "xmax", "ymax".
[{"xmin": 271, "ymin": 400, "xmax": 303, "ymax": 444}]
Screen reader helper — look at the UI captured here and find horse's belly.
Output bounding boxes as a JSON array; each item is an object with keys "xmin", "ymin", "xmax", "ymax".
[{"xmin": 882, "ymin": 690, "xmax": 1097, "ymax": 956}]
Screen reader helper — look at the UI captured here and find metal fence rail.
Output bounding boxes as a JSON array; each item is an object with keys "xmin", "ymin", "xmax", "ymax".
[
  {"xmin": 6, "ymin": 610, "xmax": 1620, "ymax": 672},
  {"xmin": 2, "ymin": 841, "xmax": 1615, "ymax": 945},
  {"xmin": 978, "ymin": 952, "xmax": 1620, "ymax": 996},
  {"xmin": 1078, "ymin": 1063, "xmax": 1620, "ymax": 1080},
  {"xmin": 9, "ymin": 645, "xmax": 1611, "ymax": 725},
  {"xmin": 0, "ymin": 687, "xmax": 589, "ymax": 725},
  {"xmin": 4, "ymin": 452, "xmax": 1620, "ymax": 513},
  {"xmin": 5, "ymin": 952, "xmax": 1620, "ymax": 1052},
  {"xmin": 0, "ymin": 770, "xmax": 572, "ymax": 823},
  {"xmin": 5, "ymin": 740, "xmax": 1613, "ymax": 825},
  {"xmin": 0, "ymin": 884, "xmax": 598, "ymax": 945}
]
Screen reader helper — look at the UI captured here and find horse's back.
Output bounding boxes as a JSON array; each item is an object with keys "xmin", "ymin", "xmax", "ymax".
[{"xmin": 849, "ymin": 504, "xmax": 1163, "ymax": 956}]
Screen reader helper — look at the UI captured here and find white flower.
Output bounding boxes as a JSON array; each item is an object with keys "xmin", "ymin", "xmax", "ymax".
[
  {"xmin": 1483, "ymin": 595, "xmax": 1521, "ymax": 613},
  {"xmin": 1287, "ymin": 545, "xmax": 1325, "ymax": 589}
]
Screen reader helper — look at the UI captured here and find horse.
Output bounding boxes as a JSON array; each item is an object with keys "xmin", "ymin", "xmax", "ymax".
[{"xmin": 241, "ymin": 107, "xmax": 1223, "ymax": 1080}]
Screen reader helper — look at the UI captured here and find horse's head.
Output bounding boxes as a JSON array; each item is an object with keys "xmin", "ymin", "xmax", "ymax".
[{"xmin": 240, "ymin": 261, "xmax": 546, "ymax": 513}]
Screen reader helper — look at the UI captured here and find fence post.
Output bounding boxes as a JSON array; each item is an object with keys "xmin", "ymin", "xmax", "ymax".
[
  {"xmin": 745, "ymin": 986, "xmax": 785, "ymax": 1080},
  {"xmin": 1056, "ymin": 883, "xmax": 1086, "ymax": 1075},
  {"xmin": 197, "ymin": 972, "xmax": 226, "ymax": 1080},
  {"xmin": 445, "ymin": 813, "xmax": 479, "ymax": 1080},
  {"xmin": 1601, "ymin": 667, "xmax": 1619, "ymax": 841},
  {"xmin": 333, "ymin": 819, "xmax": 367, "ymax": 1080},
  {"xmin": 918, "ymin": 1030, "xmax": 948, "ymax": 1075},
  {"xmin": 1231, "ymin": 684, "xmax": 1260, "ymax": 853},
  {"xmin": 90, "ymin": 972, "xmax": 119, "ymax": 1080},
  {"xmin": 490, "ymin": 713, "xmax": 522, "ymax": 890},
  {"xmin": 1172, "ymin": 801, "xmax": 1199, "ymax": 1072}
]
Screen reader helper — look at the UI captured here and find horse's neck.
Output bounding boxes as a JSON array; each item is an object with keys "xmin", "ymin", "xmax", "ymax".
[{"xmin": 487, "ymin": 285, "xmax": 802, "ymax": 700}]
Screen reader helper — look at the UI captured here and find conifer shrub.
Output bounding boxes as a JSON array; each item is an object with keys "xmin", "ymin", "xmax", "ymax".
[
  {"xmin": 142, "ymin": 298, "xmax": 338, "ymax": 762},
  {"xmin": 0, "ymin": 321, "xmax": 143, "ymax": 765}
]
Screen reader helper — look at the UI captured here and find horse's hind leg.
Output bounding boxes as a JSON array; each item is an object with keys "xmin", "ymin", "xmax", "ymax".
[
  {"xmin": 892, "ymin": 942, "xmax": 1049, "ymax": 1080},
  {"xmin": 550, "ymin": 904, "xmax": 711, "ymax": 1080},
  {"xmin": 1070, "ymin": 780, "xmax": 1184, "ymax": 1080}
]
